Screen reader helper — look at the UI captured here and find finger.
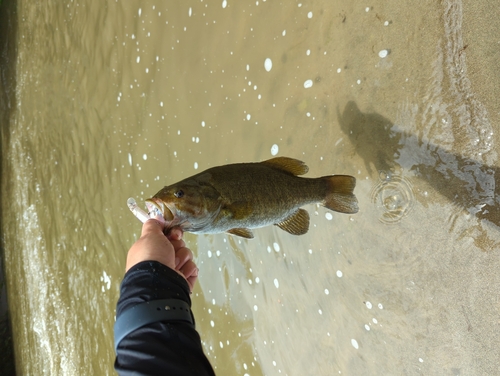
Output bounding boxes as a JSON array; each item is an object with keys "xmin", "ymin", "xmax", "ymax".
[
  {"xmin": 141, "ymin": 219, "xmax": 165, "ymax": 237},
  {"xmin": 167, "ymin": 227, "xmax": 184, "ymax": 241},
  {"xmin": 178, "ymin": 261, "xmax": 198, "ymax": 291},
  {"xmin": 170, "ymin": 238, "xmax": 187, "ymax": 253},
  {"xmin": 174, "ymin": 246, "xmax": 193, "ymax": 271},
  {"xmin": 179, "ymin": 261, "xmax": 198, "ymax": 280},
  {"xmin": 186, "ymin": 274, "xmax": 198, "ymax": 291}
]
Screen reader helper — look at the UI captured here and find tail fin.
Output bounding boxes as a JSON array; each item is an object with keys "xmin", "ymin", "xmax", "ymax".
[{"xmin": 323, "ymin": 175, "xmax": 359, "ymax": 214}]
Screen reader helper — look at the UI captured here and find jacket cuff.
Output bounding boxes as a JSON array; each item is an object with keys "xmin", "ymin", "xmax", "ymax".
[{"xmin": 116, "ymin": 260, "xmax": 191, "ymax": 317}]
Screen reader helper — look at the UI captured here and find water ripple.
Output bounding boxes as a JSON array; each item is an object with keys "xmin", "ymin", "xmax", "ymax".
[{"xmin": 371, "ymin": 171, "xmax": 415, "ymax": 224}]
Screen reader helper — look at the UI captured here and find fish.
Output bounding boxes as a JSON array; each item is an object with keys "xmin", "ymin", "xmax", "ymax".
[{"xmin": 145, "ymin": 157, "xmax": 358, "ymax": 239}]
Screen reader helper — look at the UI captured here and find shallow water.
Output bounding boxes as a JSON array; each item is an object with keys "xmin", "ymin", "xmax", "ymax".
[{"xmin": 1, "ymin": 0, "xmax": 499, "ymax": 375}]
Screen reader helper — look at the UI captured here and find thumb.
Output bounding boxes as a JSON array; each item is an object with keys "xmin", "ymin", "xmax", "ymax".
[{"xmin": 141, "ymin": 219, "xmax": 165, "ymax": 237}]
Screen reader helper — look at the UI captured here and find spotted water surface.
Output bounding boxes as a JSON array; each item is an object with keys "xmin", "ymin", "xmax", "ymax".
[{"xmin": 1, "ymin": 0, "xmax": 499, "ymax": 375}]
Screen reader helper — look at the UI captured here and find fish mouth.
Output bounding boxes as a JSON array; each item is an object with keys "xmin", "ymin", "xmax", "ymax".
[{"xmin": 145, "ymin": 198, "xmax": 174, "ymax": 222}]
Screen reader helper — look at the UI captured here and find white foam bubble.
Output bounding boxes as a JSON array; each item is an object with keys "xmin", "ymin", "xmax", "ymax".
[
  {"xmin": 307, "ymin": 11, "xmax": 313, "ymax": 18},
  {"xmin": 365, "ymin": 324, "xmax": 370, "ymax": 331},
  {"xmin": 128, "ymin": 153, "xmax": 132, "ymax": 166},
  {"xmin": 264, "ymin": 58, "xmax": 273, "ymax": 72},
  {"xmin": 325, "ymin": 213, "xmax": 333, "ymax": 220},
  {"xmin": 351, "ymin": 339, "xmax": 359, "ymax": 349},
  {"xmin": 274, "ymin": 278, "xmax": 279, "ymax": 288},
  {"xmin": 365, "ymin": 301, "xmax": 373, "ymax": 309},
  {"xmin": 336, "ymin": 270, "xmax": 343, "ymax": 278},
  {"xmin": 271, "ymin": 144, "xmax": 279, "ymax": 155},
  {"xmin": 142, "ymin": 154, "xmax": 147, "ymax": 160},
  {"xmin": 273, "ymin": 242, "xmax": 280, "ymax": 252},
  {"xmin": 194, "ymin": 162, "xmax": 198, "ymax": 169},
  {"xmin": 253, "ymin": 305, "xmax": 258, "ymax": 311},
  {"xmin": 324, "ymin": 289, "xmax": 329, "ymax": 295},
  {"xmin": 222, "ymin": 0, "xmax": 227, "ymax": 9},
  {"xmin": 378, "ymin": 49, "xmax": 388, "ymax": 58},
  {"xmin": 304, "ymin": 79, "xmax": 313, "ymax": 88},
  {"xmin": 378, "ymin": 303, "xmax": 384, "ymax": 309}
]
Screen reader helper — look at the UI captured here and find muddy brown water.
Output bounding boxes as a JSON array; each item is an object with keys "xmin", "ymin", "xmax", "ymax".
[{"xmin": 1, "ymin": 0, "xmax": 499, "ymax": 375}]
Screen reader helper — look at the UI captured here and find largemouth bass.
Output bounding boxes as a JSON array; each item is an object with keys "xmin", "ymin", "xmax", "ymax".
[{"xmin": 145, "ymin": 157, "xmax": 358, "ymax": 238}]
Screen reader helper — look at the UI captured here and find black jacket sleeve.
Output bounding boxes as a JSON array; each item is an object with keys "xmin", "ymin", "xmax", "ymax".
[{"xmin": 114, "ymin": 260, "xmax": 215, "ymax": 376}]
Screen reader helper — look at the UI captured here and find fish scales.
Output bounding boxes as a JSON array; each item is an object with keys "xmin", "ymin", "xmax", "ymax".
[
  {"xmin": 204, "ymin": 163, "xmax": 327, "ymax": 216},
  {"xmin": 146, "ymin": 157, "xmax": 358, "ymax": 238}
]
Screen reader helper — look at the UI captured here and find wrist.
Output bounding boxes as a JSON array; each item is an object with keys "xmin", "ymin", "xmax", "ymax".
[{"xmin": 117, "ymin": 260, "xmax": 191, "ymax": 317}]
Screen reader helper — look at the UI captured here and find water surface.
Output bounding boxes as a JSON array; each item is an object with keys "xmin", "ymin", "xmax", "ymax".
[{"xmin": 1, "ymin": 0, "xmax": 499, "ymax": 375}]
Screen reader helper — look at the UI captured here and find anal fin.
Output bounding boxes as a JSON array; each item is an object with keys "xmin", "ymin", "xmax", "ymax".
[{"xmin": 275, "ymin": 208, "xmax": 310, "ymax": 235}]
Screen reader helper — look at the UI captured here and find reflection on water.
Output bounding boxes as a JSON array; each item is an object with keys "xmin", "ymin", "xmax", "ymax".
[
  {"xmin": 338, "ymin": 101, "xmax": 499, "ymax": 234},
  {"xmin": 2, "ymin": 0, "xmax": 500, "ymax": 375}
]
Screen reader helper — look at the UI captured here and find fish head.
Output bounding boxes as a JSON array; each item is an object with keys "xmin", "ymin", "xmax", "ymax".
[{"xmin": 146, "ymin": 178, "xmax": 222, "ymax": 232}]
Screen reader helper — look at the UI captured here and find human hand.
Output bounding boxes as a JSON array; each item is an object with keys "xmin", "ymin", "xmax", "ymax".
[{"xmin": 126, "ymin": 219, "xmax": 199, "ymax": 292}]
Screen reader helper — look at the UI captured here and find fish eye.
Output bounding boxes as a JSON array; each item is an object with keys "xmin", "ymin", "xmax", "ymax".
[{"xmin": 174, "ymin": 190, "xmax": 184, "ymax": 198}]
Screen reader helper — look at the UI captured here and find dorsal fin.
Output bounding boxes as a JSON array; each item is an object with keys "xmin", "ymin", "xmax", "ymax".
[
  {"xmin": 275, "ymin": 208, "xmax": 310, "ymax": 235},
  {"xmin": 260, "ymin": 157, "xmax": 309, "ymax": 176}
]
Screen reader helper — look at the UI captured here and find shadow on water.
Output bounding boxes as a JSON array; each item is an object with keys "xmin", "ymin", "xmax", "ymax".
[
  {"xmin": 0, "ymin": 0, "xmax": 18, "ymax": 375},
  {"xmin": 337, "ymin": 101, "xmax": 500, "ymax": 239}
]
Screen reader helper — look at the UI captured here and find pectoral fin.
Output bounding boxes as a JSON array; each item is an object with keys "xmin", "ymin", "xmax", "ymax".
[
  {"xmin": 227, "ymin": 228, "xmax": 254, "ymax": 239},
  {"xmin": 223, "ymin": 201, "xmax": 253, "ymax": 220},
  {"xmin": 260, "ymin": 157, "xmax": 309, "ymax": 176},
  {"xmin": 275, "ymin": 208, "xmax": 310, "ymax": 235}
]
